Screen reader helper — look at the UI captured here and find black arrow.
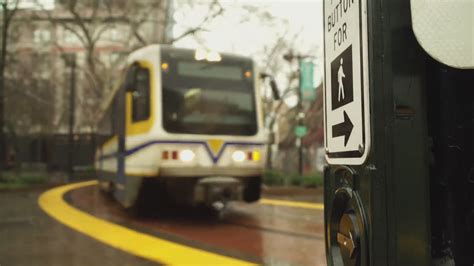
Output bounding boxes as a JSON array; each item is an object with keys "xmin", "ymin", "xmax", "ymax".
[{"xmin": 332, "ymin": 111, "xmax": 354, "ymax": 146}]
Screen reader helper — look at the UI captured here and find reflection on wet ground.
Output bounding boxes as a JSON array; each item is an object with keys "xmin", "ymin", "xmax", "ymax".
[
  {"xmin": 0, "ymin": 184, "xmax": 326, "ymax": 265},
  {"xmin": 70, "ymin": 185, "xmax": 327, "ymax": 265}
]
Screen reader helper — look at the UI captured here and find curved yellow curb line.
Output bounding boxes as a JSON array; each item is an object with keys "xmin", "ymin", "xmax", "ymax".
[
  {"xmin": 259, "ymin": 198, "xmax": 324, "ymax": 210},
  {"xmin": 38, "ymin": 181, "xmax": 254, "ymax": 266}
]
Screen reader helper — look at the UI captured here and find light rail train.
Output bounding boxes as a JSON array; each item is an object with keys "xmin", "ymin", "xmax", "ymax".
[{"xmin": 95, "ymin": 45, "xmax": 270, "ymax": 211}]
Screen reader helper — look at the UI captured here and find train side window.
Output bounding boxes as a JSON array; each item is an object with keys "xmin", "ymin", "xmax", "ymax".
[{"xmin": 131, "ymin": 66, "xmax": 150, "ymax": 122}]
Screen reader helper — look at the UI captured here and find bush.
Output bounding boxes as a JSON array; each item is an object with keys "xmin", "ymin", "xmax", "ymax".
[
  {"xmin": 263, "ymin": 169, "xmax": 323, "ymax": 188},
  {"xmin": 263, "ymin": 169, "xmax": 286, "ymax": 186},
  {"xmin": 20, "ymin": 173, "xmax": 47, "ymax": 184},
  {"xmin": 301, "ymin": 172, "xmax": 324, "ymax": 187},
  {"xmin": 0, "ymin": 172, "xmax": 48, "ymax": 188}
]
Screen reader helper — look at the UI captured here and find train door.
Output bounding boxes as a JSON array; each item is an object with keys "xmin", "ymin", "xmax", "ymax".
[
  {"xmin": 111, "ymin": 73, "xmax": 127, "ymax": 205},
  {"xmin": 116, "ymin": 62, "xmax": 154, "ymax": 208},
  {"xmin": 125, "ymin": 61, "xmax": 154, "ymax": 137}
]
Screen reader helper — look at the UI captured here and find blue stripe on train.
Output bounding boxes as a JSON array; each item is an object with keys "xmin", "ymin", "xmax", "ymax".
[{"xmin": 98, "ymin": 140, "xmax": 264, "ymax": 164}]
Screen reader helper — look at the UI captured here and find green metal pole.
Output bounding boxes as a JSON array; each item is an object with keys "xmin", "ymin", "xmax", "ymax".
[{"xmin": 0, "ymin": 3, "xmax": 9, "ymax": 176}]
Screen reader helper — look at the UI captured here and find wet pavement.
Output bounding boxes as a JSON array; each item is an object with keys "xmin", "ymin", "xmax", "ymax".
[
  {"xmin": 1, "ymin": 184, "xmax": 326, "ymax": 265},
  {"xmin": 0, "ymin": 187, "xmax": 155, "ymax": 266}
]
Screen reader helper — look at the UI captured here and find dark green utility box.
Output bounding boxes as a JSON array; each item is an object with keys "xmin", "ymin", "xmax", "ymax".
[{"xmin": 323, "ymin": 0, "xmax": 474, "ymax": 265}]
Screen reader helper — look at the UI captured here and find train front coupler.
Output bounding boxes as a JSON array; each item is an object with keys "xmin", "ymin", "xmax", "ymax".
[{"xmin": 194, "ymin": 176, "xmax": 243, "ymax": 211}]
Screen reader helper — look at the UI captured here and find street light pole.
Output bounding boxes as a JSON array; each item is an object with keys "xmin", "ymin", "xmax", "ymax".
[
  {"xmin": 0, "ymin": 3, "xmax": 9, "ymax": 176},
  {"xmin": 297, "ymin": 111, "xmax": 305, "ymax": 177},
  {"xmin": 62, "ymin": 53, "xmax": 76, "ymax": 181},
  {"xmin": 283, "ymin": 52, "xmax": 308, "ymax": 179},
  {"xmin": 296, "ymin": 60, "xmax": 304, "ymax": 178}
]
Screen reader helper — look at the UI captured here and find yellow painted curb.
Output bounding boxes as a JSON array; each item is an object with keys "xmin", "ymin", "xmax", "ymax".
[
  {"xmin": 259, "ymin": 198, "xmax": 324, "ymax": 210},
  {"xmin": 38, "ymin": 181, "xmax": 254, "ymax": 266}
]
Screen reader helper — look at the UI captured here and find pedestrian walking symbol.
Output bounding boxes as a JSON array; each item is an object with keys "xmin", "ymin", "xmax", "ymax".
[
  {"xmin": 331, "ymin": 45, "xmax": 353, "ymax": 110},
  {"xmin": 338, "ymin": 58, "xmax": 346, "ymax": 102}
]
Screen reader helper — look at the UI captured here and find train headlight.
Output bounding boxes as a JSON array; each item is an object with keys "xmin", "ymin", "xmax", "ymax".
[
  {"xmin": 232, "ymin": 150, "xmax": 246, "ymax": 162},
  {"xmin": 194, "ymin": 48, "xmax": 207, "ymax": 61},
  {"xmin": 180, "ymin": 149, "xmax": 195, "ymax": 162}
]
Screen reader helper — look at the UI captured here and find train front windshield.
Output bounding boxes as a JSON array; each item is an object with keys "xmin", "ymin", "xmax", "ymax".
[{"xmin": 161, "ymin": 50, "xmax": 257, "ymax": 136}]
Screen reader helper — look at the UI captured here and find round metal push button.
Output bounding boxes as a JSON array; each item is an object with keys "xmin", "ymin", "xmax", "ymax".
[{"xmin": 337, "ymin": 211, "xmax": 360, "ymax": 264}]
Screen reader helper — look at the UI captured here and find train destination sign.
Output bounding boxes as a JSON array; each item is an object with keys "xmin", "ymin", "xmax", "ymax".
[{"xmin": 323, "ymin": 0, "xmax": 371, "ymax": 165}]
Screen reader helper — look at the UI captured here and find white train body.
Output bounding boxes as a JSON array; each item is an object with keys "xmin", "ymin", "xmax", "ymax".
[{"xmin": 95, "ymin": 45, "xmax": 267, "ymax": 208}]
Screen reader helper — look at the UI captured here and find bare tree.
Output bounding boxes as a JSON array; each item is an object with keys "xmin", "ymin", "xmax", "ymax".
[
  {"xmin": 27, "ymin": 0, "xmax": 227, "ymax": 131},
  {"xmin": 259, "ymin": 31, "xmax": 304, "ymax": 169},
  {"xmin": 170, "ymin": 0, "xmax": 224, "ymax": 44},
  {"xmin": 5, "ymin": 50, "xmax": 56, "ymax": 134},
  {"xmin": 260, "ymin": 31, "xmax": 320, "ymax": 170},
  {"xmin": 0, "ymin": 0, "xmax": 20, "ymax": 172}
]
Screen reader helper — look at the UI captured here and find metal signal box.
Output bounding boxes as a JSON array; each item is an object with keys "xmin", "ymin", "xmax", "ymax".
[{"xmin": 323, "ymin": 0, "xmax": 474, "ymax": 265}]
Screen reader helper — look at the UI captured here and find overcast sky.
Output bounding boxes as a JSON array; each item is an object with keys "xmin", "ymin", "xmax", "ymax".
[
  {"xmin": 174, "ymin": 0, "xmax": 324, "ymax": 105},
  {"xmin": 174, "ymin": 0, "xmax": 323, "ymax": 56}
]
